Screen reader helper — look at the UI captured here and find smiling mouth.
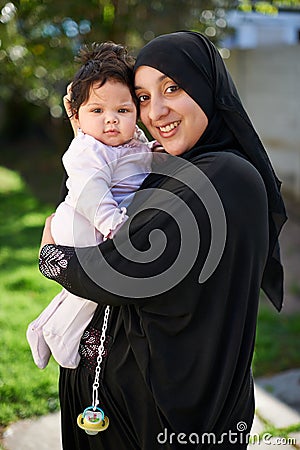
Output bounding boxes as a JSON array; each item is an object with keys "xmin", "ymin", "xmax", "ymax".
[{"xmin": 159, "ymin": 121, "xmax": 181, "ymax": 133}]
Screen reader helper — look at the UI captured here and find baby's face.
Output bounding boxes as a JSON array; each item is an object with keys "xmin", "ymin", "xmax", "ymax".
[{"xmin": 78, "ymin": 80, "xmax": 137, "ymax": 146}]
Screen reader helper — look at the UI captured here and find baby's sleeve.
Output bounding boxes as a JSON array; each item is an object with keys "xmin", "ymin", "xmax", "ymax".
[{"xmin": 63, "ymin": 135, "xmax": 128, "ymax": 239}]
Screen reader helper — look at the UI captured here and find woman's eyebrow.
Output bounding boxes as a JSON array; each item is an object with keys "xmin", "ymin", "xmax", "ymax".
[{"xmin": 135, "ymin": 75, "xmax": 168, "ymax": 91}]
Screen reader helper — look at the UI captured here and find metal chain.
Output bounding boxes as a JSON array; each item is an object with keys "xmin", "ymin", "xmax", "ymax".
[{"xmin": 92, "ymin": 305, "xmax": 111, "ymax": 410}]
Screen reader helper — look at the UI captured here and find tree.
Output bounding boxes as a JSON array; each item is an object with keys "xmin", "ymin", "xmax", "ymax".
[
  {"xmin": 0, "ymin": 0, "xmax": 235, "ymax": 201},
  {"xmin": 0, "ymin": 0, "xmax": 299, "ymax": 120},
  {"xmin": 0, "ymin": 0, "xmax": 234, "ymax": 121},
  {"xmin": 0, "ymin": 0, "xmax": 299, "ymax": 202}
]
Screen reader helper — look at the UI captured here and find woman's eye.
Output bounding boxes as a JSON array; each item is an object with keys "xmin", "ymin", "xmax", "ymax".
[
  {"xmin": 138, "ymin": 94, "xmax": 149, "ymax": 103},
  {"xmin": 166, "ymin": 85, "xmax": 179, "ymax": 94}
]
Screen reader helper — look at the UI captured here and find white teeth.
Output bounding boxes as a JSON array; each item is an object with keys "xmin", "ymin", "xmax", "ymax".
[{"xmin": 159, "ymin": 121, "xmax": 180, "ymax": 132}]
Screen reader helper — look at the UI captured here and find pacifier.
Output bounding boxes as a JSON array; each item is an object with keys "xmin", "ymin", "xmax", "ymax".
[{"xmin": 77, "ymin": 406, "xmax": 109, "ymax": 435}]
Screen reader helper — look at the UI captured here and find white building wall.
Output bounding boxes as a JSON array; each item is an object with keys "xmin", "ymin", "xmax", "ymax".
[
  {"xmin": 225, "ymin": 45, "xmax": 300, "ymax": 197},
  {"xmin": 225, "ymin": 11, "xmax": 300, "ymax": 48}
]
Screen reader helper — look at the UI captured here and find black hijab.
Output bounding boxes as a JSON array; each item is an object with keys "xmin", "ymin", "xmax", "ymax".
[{"xmin": 134, "ymin": 31, "xmax": 287, "ymax": 311}]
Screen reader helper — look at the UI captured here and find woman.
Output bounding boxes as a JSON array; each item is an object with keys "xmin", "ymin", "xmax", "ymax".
[{"xmin": 39, "ymin": 31, "xmax": 287, "ymax": 449}]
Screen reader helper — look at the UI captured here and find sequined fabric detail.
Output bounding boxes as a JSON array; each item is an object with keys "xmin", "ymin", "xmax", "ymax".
[
  {"xmin": 39, "ymin": 244, "xmax": 74, "ymax": 290},
  {"xmin": 79, "ymin": 326, "xmax": 112, "ymax": 373}
]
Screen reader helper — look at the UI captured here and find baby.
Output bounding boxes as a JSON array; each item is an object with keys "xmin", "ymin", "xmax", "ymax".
[{"xmin": 27, "ymin": 42, "xmax": 153, "ymax": 369}]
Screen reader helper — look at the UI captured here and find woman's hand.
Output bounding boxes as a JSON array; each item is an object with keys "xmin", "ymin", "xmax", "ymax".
[
  {"xmin": 39, "ymin": 214, "xmax": 56, "ymax": 254},
  {"xmin": 63, "ymin": 83, "xmax": 80, "ymax": 137}
]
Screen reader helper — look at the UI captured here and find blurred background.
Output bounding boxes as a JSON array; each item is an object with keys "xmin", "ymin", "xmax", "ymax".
[
  {"xmin": 0, "ymin": 0, "xmax": 299, "ymax": 441},
  {"xmin": 0, "ymin": 0, "xmax": 299, "ymax": 202}
]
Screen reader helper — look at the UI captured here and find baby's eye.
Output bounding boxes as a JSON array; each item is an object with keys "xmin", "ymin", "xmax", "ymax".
[
  {"xmin": 138, "ymin": 94, "xmax": 149, "ymax": 103},
  {"xmin": 93, "ymin": 108, "xmax": 103, "ymax": 113},
  {"xmin": 166, "ymin": 85, "xmax": 180, "ymax": 94},
  {"xmin": 118, "ymin": 108, "xmax": 129, "ymax": 113}
]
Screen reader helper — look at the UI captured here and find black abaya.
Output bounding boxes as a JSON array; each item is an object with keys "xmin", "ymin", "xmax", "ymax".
[
  {"xmin": 42, "ymin": 152, "xmax": 268, "ymax": 449},
  {"xmin": 39, "ymin": 31, "xmax": 287, "ymax": 449}
]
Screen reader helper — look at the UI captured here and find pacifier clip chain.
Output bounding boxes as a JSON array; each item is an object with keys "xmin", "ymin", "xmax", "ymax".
[{"xmin": 77, "ymin": 305, "xmax": 111, "ymax": 435}]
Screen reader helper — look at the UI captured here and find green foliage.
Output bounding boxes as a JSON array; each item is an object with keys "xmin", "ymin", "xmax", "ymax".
[
  {"xmin": 238, "ymin": 0, "xmax": 300, "ymax": 12},
  {"xmin": 1, "ymin": 0, "xmax": 298, "ymax": 142},
  {"xmin": 238, "ymin": 1, "xmax": 278, "ymax": 14},
  {"xmin": 0, "ymin": 0, "xmax": 234, "ymax": 119}
]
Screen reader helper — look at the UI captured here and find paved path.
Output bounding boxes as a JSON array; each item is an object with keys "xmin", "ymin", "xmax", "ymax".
[{"xmin": 3, "ymin": 370, "xmax": 300, "ymax": 450}]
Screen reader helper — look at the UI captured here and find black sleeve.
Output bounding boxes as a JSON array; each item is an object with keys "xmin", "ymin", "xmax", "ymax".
[{"xmin": 57, "ymin": 169, "xmax": 68, "ymax": 207}]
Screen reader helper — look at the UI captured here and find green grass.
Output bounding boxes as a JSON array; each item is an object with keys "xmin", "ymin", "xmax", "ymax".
[
  {"xmin": 0, "ymin": 167, "xmax": 61, "ymax": 427},
  {"xmin": 0, "ymin": 165, "xmax": 299, "ymax": 429},
  {"xmin": 253, "ymin": 297, "xmax": 300, "ymax": 377}
]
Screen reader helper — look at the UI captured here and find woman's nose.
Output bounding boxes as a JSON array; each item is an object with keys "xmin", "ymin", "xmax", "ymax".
[{"xmin": 148, "ymin": 98, "xmax": 168, "ymax": 122}]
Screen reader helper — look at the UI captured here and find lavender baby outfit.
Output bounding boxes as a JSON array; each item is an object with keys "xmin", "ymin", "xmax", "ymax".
[{"xmin": 27, "ymin": 128, "xmax": 152, "ymax": 368}]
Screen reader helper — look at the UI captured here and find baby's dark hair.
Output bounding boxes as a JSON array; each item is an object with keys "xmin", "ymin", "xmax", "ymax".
[{"xmin": 70, "ymin": 42, "xmax": 137, "ymax": 115}]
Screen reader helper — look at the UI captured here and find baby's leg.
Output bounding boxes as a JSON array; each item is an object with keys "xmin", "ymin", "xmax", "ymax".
[
  {"xmin": 26, "ymin": 289, "xmax": 67, "ymax": 369},
  {"xmin": 43, "ymin": 292, "xmax": 97, "ymax": 368}
]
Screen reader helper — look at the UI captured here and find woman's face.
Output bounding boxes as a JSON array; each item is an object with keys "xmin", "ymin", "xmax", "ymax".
[{"xmin": 135, "ymin": 66, "xmax": 208, "ymax": 156}]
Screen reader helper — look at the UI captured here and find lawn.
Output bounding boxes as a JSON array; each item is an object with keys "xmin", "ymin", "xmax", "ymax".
[
  {"xmin": 0, "ymin": 167, "xmax": 60, "ymax": 427},
  {"xmin": 0, "ymin": 165, "xmax": 299, "ymax": 429},
  {"xmin": 254, "ymin": 297, "xmax": 300, "ymax": 377}
]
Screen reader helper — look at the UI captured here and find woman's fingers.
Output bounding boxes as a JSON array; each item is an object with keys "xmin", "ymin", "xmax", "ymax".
[
  {"xmin": 63, "ymin": 83, "xmax": 73, "ymax": 118},
  {"xmin": 63, "ymin": 83, "xmax": 79, "ymax": 136},
  {"xmin": 39, "ymin": 214, "xmax": 56, "ymax": 253}
]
